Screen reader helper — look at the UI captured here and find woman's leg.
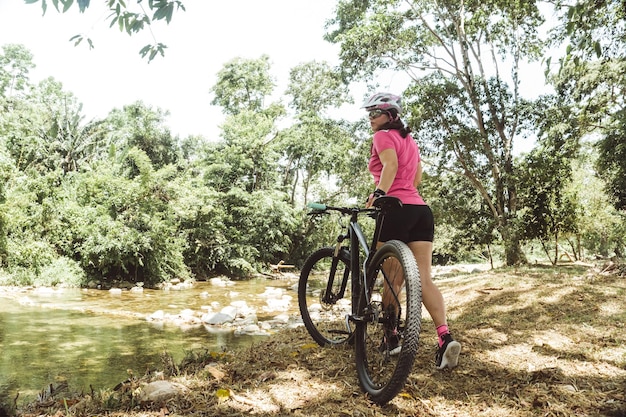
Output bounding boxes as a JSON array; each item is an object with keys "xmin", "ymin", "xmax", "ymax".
[
  {"xmin": 407, "ymin": 241, "xmax": 447, "ymax": 327},
  {"xmin": 408, "ymin": 241, "xmax": 461, "ymax": 369}
]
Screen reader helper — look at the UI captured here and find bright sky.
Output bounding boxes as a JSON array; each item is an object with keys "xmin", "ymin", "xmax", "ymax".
[{"xmin": 0, "ymin": 0, "xmax": 379, "ymax": 139}]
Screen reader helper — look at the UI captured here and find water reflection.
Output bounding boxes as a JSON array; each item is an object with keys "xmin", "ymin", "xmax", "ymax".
[{"xmin": 0, "ymin": 276, "xmax": 300, "ymax": 405}]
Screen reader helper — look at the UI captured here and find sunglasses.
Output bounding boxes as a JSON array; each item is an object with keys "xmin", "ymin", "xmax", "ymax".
[{"xmin": 368, "ymin": 109, "xmax": 387, "ymax": 119}]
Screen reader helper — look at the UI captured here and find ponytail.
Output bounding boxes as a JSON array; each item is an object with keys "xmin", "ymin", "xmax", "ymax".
[{"xmin": 381, "ymin": 109, "xmax": 412, "ymax": 138}]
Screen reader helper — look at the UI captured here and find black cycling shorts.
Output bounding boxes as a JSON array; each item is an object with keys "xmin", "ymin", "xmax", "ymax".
[{"xmin": 378, "ymin": 204, "xmax": 434, "ymax": 243}]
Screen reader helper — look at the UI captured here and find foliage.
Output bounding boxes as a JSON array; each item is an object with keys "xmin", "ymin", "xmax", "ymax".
[
  {"xmin": 0, "ymin": 148, "xmax": 11, "ymax": 264},
  {"xmin": 3, "ymin": 0, "xmax": 626, "ymax": 286},
  {"xmin": 325, "ymin": 0, "xmax": 548, "ymax": 265},
  {"xmin": 550, "ymin": 0, "xmax": 626, "ymax": 211},
  {"xmin": 516, "ymin": 94, "xmax": 582, "ymax": 264},
  {"xmin": 550, "ymin": 0, "xmax": 625, "ymax": 64},
  {"xmin": 100, "ymin": 101, "xmax": 179, "ymax": 170},
  {"xmin": 422, "ymin": 171, "xmax": 497, "ymax": 265},
  {"xmin": 210, "ymin": 56, "xmax": 276, "ymax": 116},
  {"xmin": 24, "ymin": 0, "xmax": 185, "ymax": 61},
  {"xmin": 0, "ymin": 44, "xmax": 35, "ymax": 97},
  {"xmin": 570, "ymin": 143, "xmax": 625, "ymax": 258},
  {"xmin": 596, "ymin": 116, "xmax": 626, "ymax": 210}
]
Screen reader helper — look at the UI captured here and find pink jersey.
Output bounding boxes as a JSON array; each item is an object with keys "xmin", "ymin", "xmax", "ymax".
[{"xmin": 368, "ymin": 129, "xmax": 426, "ymax": 205}]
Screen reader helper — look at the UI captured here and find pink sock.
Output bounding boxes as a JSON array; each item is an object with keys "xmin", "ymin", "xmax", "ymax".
[{"xmin": 436, "ymin": 324, "xmax": 449, "ymax": 347}]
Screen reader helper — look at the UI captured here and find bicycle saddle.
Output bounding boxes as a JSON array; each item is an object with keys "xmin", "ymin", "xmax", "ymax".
[{"xmin": 372, "ymin": 196, "xmax": 403, "ymax": 212}]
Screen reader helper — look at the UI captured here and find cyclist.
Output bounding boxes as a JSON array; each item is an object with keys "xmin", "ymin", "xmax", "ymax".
[{"xmin": 363, "ymin": 92, "xmax": 461, "ymax": 370}]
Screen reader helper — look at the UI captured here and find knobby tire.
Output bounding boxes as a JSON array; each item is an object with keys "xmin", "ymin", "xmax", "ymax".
[
  {"xmin": 354, "ymin": 239, "xmax": 422, "ymax": 404},
  {"xmin": 298, "ymin": 246, "xmax": 354, "ymax": 346}
]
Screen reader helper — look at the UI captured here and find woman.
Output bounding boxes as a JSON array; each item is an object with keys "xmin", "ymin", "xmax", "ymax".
[{"xmin": 363, "ymin": 92, "xmax": 461, "ymax": 370}]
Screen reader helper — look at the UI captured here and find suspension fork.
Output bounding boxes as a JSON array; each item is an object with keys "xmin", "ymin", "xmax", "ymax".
[{"xmin": 320, "ymin": 227, "xmax": 349, "ymax": 305}]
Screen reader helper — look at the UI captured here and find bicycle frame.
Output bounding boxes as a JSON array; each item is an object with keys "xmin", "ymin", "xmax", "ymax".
[{"xmin": 313, "ymin": 198, "xmax": 393, "ymax": 330}]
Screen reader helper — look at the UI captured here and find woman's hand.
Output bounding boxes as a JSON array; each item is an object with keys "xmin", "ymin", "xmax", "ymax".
[{"xmin": 365, "ymin": 188, "xmax": 386, "ymax": 208}]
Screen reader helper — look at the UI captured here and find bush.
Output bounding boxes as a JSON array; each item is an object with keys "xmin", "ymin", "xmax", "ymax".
[{"xmin": 37, "ymin": 256, "xmax": 85, "ymax": 287}]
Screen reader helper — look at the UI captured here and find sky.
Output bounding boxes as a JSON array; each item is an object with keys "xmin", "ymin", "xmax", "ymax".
[{"xmin": 0, "ymin": 0, "xmax": 394, "ymax": 139}]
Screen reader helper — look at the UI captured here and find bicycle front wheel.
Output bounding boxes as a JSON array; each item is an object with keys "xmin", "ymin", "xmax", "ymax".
[
  {"xmin": 354, "ymin": 240, "xmax": 422, "ymax": 404},
  {"xmin": 298, "ymin": 246, "xmax": 354, "ymax": 346}
]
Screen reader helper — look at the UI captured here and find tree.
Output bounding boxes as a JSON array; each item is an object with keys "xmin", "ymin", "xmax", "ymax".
[
  {"xmin": 207, "ymin": 56, "xmax": 284, "ymax": 193},
  {"xmin": 421, "ymin": 169, "xmax": 498, "ymax": 266},
  {"xmin": 550, "ymin": 0, "xmax": 626, "ymax": 210},
  {"xmin": 100, "ymin": 101, "xmax": 179, "ymax": 171},
  {"xmin": 286, "ymin": 61, "xmax": 352, "ymax": 117},
  {"xmin": 211, "ymin": 55, "xmax": 276, "ymax": 116},
  {"xmin": 550, "ymin": 0, "xmax": 625, "ymax": 65},
  {"xmin": 0, "ymin": 149, "xmax": 11, "ymax": 265},
  {"xmin": 326, "ymin": 0, "xmax": 546, "ymax": 265},
  {"xmin": 0, "ymin": 44, "xmax": 35, "ymax": 98},
  {"xmin": 24, "ymin": 0, "xmax": 185, "ymax": 61},
  {"xmin": 49, "ymin": 149, "xmax": 189, "ymax": 286},
  {"xmin": 281, "ymin": 61, "xmax": 355, "ymax": 205},
  {"xmin": 2, "ymin": 75, "xmax": 105, "ymax": 174},
  {"xmin": 570, "ymin": 143, "xmax": 626, "ymax": 258}
]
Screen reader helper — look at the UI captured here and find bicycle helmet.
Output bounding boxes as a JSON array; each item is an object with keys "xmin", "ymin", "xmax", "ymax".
[{"xmin": 361, "ymin": 92, "xmax": 402, "ymax": 113}]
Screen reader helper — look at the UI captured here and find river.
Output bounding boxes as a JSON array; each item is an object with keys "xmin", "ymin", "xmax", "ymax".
[{"xmin": 0, "ymin": 275, "xmax": 302, "ymax": 406}]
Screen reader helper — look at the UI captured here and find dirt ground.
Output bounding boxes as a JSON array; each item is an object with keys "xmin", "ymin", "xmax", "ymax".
[{"xmin": 11, "ymin": 262, "xmax": 626, "ymax": 417}]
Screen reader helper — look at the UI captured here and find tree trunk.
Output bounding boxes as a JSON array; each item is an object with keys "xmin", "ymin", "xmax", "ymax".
[
  {"xmin": 500, "ymin": 223, "xmax": 527, "ymax": 266},
  {"xmin": 554, "ymin": 232, "xmax": 559, "ymax": 265}
]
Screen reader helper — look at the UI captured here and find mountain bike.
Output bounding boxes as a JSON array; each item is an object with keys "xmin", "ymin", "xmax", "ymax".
[{"xmin": 298, "ymin": 196, "xmax": 422, "ymax": 404}]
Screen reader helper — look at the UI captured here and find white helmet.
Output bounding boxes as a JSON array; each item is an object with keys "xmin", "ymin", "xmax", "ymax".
[{"xmin": 361, "ymin": 92, "xmax": 402, "ymax": 113}]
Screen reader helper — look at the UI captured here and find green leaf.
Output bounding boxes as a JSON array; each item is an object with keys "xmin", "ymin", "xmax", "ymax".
[
  {"xmin": 71, "ymin": 35, "xmax": 83, "ymax": 46},
  {"xmin": 593, "ymin": 41, "xmax": 602, "ymax": 57},
  {"xmin": 152, "ymin": 3, "xmax": 174, "ymax": 23},
  {"xmin": 61, "ymin": 0, "xmax": 73, "ymax": 13},
  {"xmin": 77, "ymin": 0, "xmax": 90, "ymax": 12}
]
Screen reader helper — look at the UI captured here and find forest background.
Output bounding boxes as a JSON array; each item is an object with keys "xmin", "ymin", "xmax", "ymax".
[{"xmin": 0, "ymin": 0, "xmax": 624, "ymax": 289}]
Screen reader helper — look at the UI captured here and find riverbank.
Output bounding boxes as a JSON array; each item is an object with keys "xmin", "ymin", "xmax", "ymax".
[{"xmin": 8, "ymin": 262, "xmax": 626, "ymax": 416}]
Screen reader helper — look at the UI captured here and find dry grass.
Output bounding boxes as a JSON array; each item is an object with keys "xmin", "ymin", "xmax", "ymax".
[{"xmin": 14, "ymin": 262, "xmax": 626, "ymax": 417}]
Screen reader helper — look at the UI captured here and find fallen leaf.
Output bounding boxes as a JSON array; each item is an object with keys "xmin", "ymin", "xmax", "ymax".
[
  {"xmin": 216, "ymin": 388, "xmax": 230, "ymax": 402},
  {"xmin": 258, "ymin": 371, "xmax": 276, "ymax": 382},
  {"xmin": 206, "ymin": 365, "xmax": 226, "ymax": 382}
]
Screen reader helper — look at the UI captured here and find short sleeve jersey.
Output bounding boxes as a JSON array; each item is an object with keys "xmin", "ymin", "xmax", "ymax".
[{"xmin": 368, "ymin": 129, "xmax": 426, "ymax": 205}]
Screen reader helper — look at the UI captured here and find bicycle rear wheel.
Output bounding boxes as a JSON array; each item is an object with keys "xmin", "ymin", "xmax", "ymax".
[
  {"xmin": 298, "ymin": 246, "xmax": 354, "ymax": 346},
  {"xmin": 354, "ymin": 239, "xmax": 422, "ymax": 404}
]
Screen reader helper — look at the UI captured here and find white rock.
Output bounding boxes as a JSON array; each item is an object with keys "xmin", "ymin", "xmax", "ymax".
[
  {"xmin": 273, "ymin": 314, "xmax": 290, "ymax": 324},
  {"xmin": 140, "ymin": 380, "xmax": 184, "ymax": 403},
  {"xmin": 308, "ymin": 303, "xmax": 322, "ymax": 312},
  {"xmin": 241, "ymin": 324, "xmax": 260, "ymax": 333},
  {"xmin": 202, "ymin": 306, "xmax": 237, "ymax": 325},
  {"xmin": 259, "ymin": 287, "xmax": 284, "ymax": 299},
  {"xmin": 148, "ymin": 310, "xmax": 165, "ymax": 321},
  {"xmin": 263, "ymin": 295, "xmax": 292, "ymax": 312},
  {"xmin": 220, "ymin": 305, "xmax": 237, "ymax": 318},
  {"xmin": 230, "ymin": 300, "xmax": 255, "ymax": 316}
]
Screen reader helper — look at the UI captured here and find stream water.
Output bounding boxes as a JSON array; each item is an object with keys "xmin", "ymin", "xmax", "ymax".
[{"xmin": 0, "ymin": 275, "xmax": 301, "ymax": 405}]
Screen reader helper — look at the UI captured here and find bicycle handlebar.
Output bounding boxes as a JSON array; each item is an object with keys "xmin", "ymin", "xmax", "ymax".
[
  {"xmin": 307, "ymin": 202, "xmax": 328, "ymax": 211},
  {"xmin": 306, "ymin": 202, "xmax": 377, "ymax": 216},
  {"xmin": 307, "ymin": 196, "xmax": 402, "ymax": 216}
]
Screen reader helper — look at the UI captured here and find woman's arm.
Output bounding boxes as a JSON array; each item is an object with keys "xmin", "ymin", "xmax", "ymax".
[
  {"xmin": 414, "ymin": 161, "xmax": 422, "ymax": 188},
  {"xmin": 377, "ymin": 148, "xmax": 399, "ymax": 193}
]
